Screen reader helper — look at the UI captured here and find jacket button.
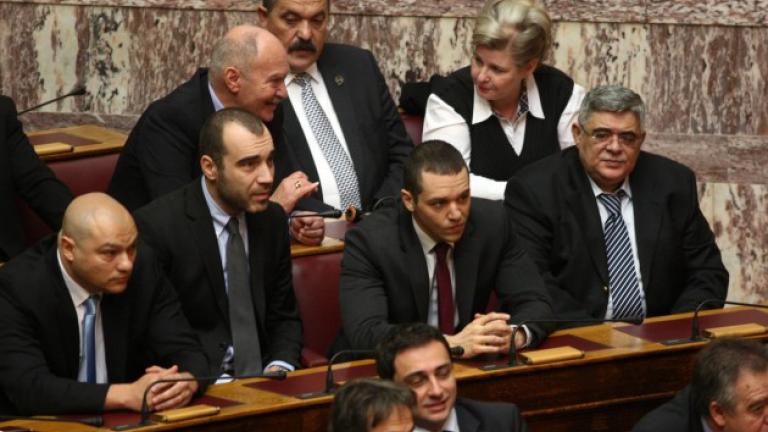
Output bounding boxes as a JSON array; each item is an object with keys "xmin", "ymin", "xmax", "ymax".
[{"xmin": 603, "ymin": 286, "xmax": 609, "ymax": 293}]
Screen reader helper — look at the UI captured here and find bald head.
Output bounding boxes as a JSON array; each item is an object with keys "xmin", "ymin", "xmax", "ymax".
[
  {"xmin": 208, "ymin": 25, "xmax": 288, "ymax": 121},
  {"xmin": 59, "ymin": 193, "xmax": 138, "ymax": 295}
]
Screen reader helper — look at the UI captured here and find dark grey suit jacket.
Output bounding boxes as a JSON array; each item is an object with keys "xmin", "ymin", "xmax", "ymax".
[
  {"xmin": 0, "ymin": 236, "xmax": 208, "ymax": 415},
  {"xmin": 275, "ymin": 43, "xmax": 413, "ymax": 212},
  {"xmin": 134, "ymin": 180, "xmax": 302, "ymax": 374},
  {"xmin": 505, "ymin": 147, "xmax": 728, "ymax": 324},
  {"xmin": 338, "ymin": 199, "xmax": 553, "ymax": 351},
  {"xmin": 456, "ymin": 398, "xmax": 529, "ymax": 432},
  {"xmin": 633, "ymin": 387, "xmax": 705, "ymax": 432}
]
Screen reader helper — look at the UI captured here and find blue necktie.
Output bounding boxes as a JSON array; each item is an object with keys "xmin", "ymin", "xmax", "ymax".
[
  {"xmin": 598, "ymin": 191, "xmax": 644, "ymax": 319},
  {"xmin": 83, "ymin": 296, "xmax": 98, "ymax": 384}
]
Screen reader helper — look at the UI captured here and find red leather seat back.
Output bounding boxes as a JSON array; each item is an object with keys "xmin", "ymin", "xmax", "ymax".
[
  {"xmin": 19, "ymin": 153, "xmax": 119, "ymax": 245},
  {"xmin": 400, "ymin": 113, "xmax": 424, "ymax": 146},
  {"xmin": 292, "ymin": 251, "xmax": 343, "ymax": 365}
]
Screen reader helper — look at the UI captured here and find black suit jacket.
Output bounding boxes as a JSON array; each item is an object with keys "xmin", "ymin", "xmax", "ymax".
[
  {"xmin": 456, "ymin": 398, "xmax": 529, "ymax": 432},
  {"xmin": 633, "ymin": 387, "xmax": 705, "ymax": 432},
  {"xmin": 338, "ymin": 199, "xmax": 552, "ymax": 351},
  {"xmin": 108, "ymin": 69, "xmax": 282, "ymax": 212},
  {"xmin": 0, "ymin": 236, "xmax": 208, "ymax": 415},
  {"xmin": 505, "ymin": 147, "xmax": 728, "ymax": 324},
  {"xmin": 133, "ymin": 180, "xmax": 302, "ymax": 374},
  {"xmin": 0, "ymin": 95, "xmax": 72, "ymax": 261},
  {"xmin": 275, "ymin": 43, "xmax": 413, "ymax": 212}
]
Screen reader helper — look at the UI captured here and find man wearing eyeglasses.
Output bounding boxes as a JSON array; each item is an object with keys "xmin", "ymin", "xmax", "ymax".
[{"xmin": 504, "ymin": 85, "xmax": 728, "ymax": 328}]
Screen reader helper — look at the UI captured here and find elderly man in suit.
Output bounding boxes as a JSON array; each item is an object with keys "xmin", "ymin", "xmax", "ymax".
[
  {"xmin": 134, "ymin": 108, "xmax": 302, "ymax": 377},
  {"xmin": 505, "ymin": 85, "xmax": 728, "ymax": 326},
  {"xmin": 108, "ymin": 25, "xmax": 324, "ymax": 246},
  {"xmin": 377, "ymin": 323, "xmax": 529, "ymax": 432},
  {"xmin": 0, "ymin": 95, "xmax": 72, "ymax": 261},
  {"xmin": 339, "ymin": 140, "xmax": 552, "ymax": 358},
  {"xmin": 0, "ymin": 193, "xmax": 208, "ymax": 415},
  {"xmin": 259, "ymin": 0, "xmax": 413, "ymax": 214}
]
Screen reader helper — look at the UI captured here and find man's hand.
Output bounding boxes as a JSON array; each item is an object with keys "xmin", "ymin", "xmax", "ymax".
[
  {"xmin": 290, "ymin": 212, "xmax": 325, "ymax": 246},
  {"xmin": 444, "ymin": 312, "xmax": 512, "ymax": 359},
  {"xmin": 104, "ymin": 365, "xmax": 197, "ymax": 412},
  {"xmin": 270, "ymin": 171, "xmax": 318, "ymax": 214}
]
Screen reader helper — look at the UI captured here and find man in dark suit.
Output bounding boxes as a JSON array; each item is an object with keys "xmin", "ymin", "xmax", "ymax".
[
  {"xmin": 107, "ymin": 25, "xmax": 323, "ymax": 246},
  {"xmin": 0, "ymin": 95, "xmax": 73, "ymax": 261},
  {"xmin": 378, "ymin": 323, "xmax": 529, "ymax": 432},
  {"xmin": 339, "ymin": 140, "xmax": 552, "ymax": 358},
  {"xmin": 505, "ymin": 85, "xmax": 728, "ymax": 325},
  {"xmin": 633, "ymin": 338, "xmax": 768, "ymax": 432},
  {"xmin": 134, "ymin": 108, "xmax": 302, "ymax": 376},
  {"xmin": 330, "ymin": 378, "xmax": 415, "ymax": 432},
  {"xmin": 259, "ymin": 0, "xmax": 413, "ymax": 213},
  {"xmin": 0, "ymin": 193, "xmax": 207, "ymax": 415}
]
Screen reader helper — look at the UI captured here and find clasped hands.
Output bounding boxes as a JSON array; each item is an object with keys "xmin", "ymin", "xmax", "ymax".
[
  {"xmin": 444, "ymin": 312, "xmax": 526, "ymax": 359},
  {"xmin": 105, "ymin": 364, "xmax": 198, "ymax": 412}
]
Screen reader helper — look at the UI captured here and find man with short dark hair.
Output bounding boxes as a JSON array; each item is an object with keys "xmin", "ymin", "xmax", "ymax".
[
  {"xmin": 377, "ymin": 323, "xmax": 529, "ymax": 432},
  {"xmin": 633, "ymin": 338, "xmax": 768, "ymax": 432},
  {"xmin": 108, "ymin": 25, "xmax": 324, "ymax": 246},
  {"xmin": 134, "ymin": 108, "xmax": 302, "ymax": 376},
  {"xmin": 259, "ymin": 0, "xmax": 413, "ymax": 213},
  {"xmin": 0, "ymin": 193, "xmax": 208, "ymax": 415},
  {"xmin": 505, "ymin": 85, "xmax": 728, "ymax": 326},
  {"xmin": 339, "ymin": 140, "xmax": 552, "ymax": 358},
  {"xmin": 329, "ymin": 378, "xmax": 415, "ymax": 432}
]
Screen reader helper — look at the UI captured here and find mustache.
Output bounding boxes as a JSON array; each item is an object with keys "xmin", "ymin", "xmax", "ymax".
[{"xmin": 288, "ymin": 39, "xmax": 317, "ymax": 53}]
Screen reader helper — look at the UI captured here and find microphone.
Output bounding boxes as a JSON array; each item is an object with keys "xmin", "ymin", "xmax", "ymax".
[
  {"xmin": 18, "ymin": 85, "xmax": 87, "ymax": 115},
  {"xmin": 0, "ymin": 414, "xmax": 103, "ymax": 427},
  {"xmin": 481, "ymin": 316, "xmax": 643, "ymax": 371},
  {"xmin": 290, "ymin": 209, "xmax": 343, "ymax": 219},
  {"xmin": 662, "ymin": 299, "xmax": 768, "ymax": 345},
  {"xmin": 296, "ymin": 349, "xmax": 376, "ymax": 400}
]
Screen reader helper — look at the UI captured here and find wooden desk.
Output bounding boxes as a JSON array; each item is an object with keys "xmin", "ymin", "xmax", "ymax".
[
  {"xmin": 290, "ymin": 219, "xmax": 350, "ymax": 257},
  {"xmin": 3, "ymin": 307, "xmax": 766, "ymax": 432},
  {"xmin": 27, "ymin": 125, "xmax": 126, "ymax": 162}
]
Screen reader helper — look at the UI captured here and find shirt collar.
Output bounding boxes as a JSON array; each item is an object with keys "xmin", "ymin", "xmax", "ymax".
[
  {"xmin": 285, "ymin": 63, "xmax": 322, "ymax": 87},
  {"xmin": 207, "ymin": 81, "xmax": 225, "ymax": 112},
  {"xmin": 413, "ymin": 408, "xmax": 459, "ymax": 432},
  {"xmin": 411, "ymin": 216, "xmax": 456, "ymax": 256},
  {"xmin": 201, "ymin": 177, "xmax": 243, "ymax": 237},
  {"xmin": 587, "ymin": 174, "xmax": 632, "ymax": 200},
  {"xmin": 57, "ymin": 248, "xmax": 93, "ymax": 307},
  {"xmin": 471, "ymin": 73, "xmax": 543, "ymax": 124}
]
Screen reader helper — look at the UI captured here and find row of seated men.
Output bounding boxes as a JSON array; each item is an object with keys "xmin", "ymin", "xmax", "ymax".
[
  {"xmin": 0, "ymin": 0, "xmax": 730, "ymax": 426},
  {"xmin": 329, "ymin": 325, "xmax": 768, "ymax": 432}
]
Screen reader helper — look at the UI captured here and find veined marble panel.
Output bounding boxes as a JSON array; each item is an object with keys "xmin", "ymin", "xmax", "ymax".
[{"xmin": 647, "ymin": 0, "xmax": 767, "ymax": 27}]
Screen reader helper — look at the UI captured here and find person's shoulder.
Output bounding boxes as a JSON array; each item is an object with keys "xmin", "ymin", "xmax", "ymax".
[
  {"xmin": 322, "ymin": 43, "xmax": 371, "ymax": 59},
  {"xmin": 514, "ymin": 147, "xmax": 574, "ymax": 186},
  {"xmin": 0, "ymin": 236, "xmax": 56, "ymax": 295},
  {"xmin": 637, "ymin": 150, "xmax": 694, "ymax": 176},
  {"xmin": 139, "ymin": 69, "xmax": 208, "ymax": 122},
  {"xmin": 347, "ymin": 205, "xmax": 400, "ymax": 243},
  {"xmin": 133, "ymin": 181, "xmax": 194, "ymax": 223},
  {"xmin": 456, "ymin": 398, "xmax": 524, "ymax": 427},
  {"xmin": 633, "ymin": 387, "xmax": 695, "ymax": 432},
  {"xmin": 0, "ymin": 95, "xmax": 14, "ymax": 114},
  {"xmin": 534, "ymin": 64, "xmax": 574, "ymax": 85}
]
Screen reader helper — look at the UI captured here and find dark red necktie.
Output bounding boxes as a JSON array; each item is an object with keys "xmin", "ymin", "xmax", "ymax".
[{"xmin": 433, "ymin": 242, "xmax": 455, "ymax": 335}]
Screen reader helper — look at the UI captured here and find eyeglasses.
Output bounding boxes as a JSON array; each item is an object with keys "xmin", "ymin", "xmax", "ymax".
[{"xmin": 582, "ymin": 126, "xmax": 642, "ymax": 147}]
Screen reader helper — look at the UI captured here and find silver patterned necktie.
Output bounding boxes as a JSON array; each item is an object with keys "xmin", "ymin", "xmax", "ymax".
[
  {"xmin": 598, "ymin": 191, "xmax": 644, "ymax": 319},
  {"xmin": 295, "ymin": 73, "xmax": 362, "ymax": 210}
]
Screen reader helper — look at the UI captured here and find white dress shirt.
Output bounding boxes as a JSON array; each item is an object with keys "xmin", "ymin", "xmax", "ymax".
[
  {"xmin": 201, "ymin": 178, "xmax": 293, "ymax": 374},
  {"xmin": 587, "ymin": 177, "xmax": 647, "ymax": 319},
  {"xmin": 413, "ymin": 407, "xmax": 460, "ymax": 432},
  {"xmin": 285, "ymin": 64, "xmax": 353, "ymax": 210},
  {"xmin": 423, "ymin": 75, "xmax": 585, "ymax": 200},
  {"xmin": 58, "ymin": 251, "xmax": 107, "ymax": 384}
]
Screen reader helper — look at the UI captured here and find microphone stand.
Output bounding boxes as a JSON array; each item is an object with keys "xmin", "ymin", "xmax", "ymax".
[
  {"xmin": 18, "ymin": 85, "xmax": 86, "ymax": 115},
  {"xmin": 662, "ymin": 299, "xmax": 768, "ymax": 345},
  {"xmin": 296, "ymin": 349, "xmax": 375, "ymax": 400}
]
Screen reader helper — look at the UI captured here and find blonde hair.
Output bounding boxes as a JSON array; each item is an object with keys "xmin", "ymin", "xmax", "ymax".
[{"xmin": 473, "ymin": 0, "xmax": 552, "ymax": 67}]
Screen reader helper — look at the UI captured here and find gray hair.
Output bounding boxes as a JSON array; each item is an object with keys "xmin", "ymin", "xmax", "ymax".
[
  {"xmin": 692, "ymin": 338, "xmax": 768, "ymax": 416},
  {"xmin": 209, "ymin": 32, "xmax": 260, "ymax": 84},
  {"xmin": 329, "ymin": 378, "xmax": 414, "ymax": 432},
  {"xmin": 577, "ymin": 85, "xmax": 646, "ymax": 131},
  {"xmin": 472, "ymin": 0, "xmax": 552, "ymax": 67}
]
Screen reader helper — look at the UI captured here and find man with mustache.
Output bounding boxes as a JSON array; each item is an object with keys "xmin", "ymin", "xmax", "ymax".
[
  {"xmin": 377, "ymin": 323, "xmax": 529, "ymax": 432},
  {"xmin": 259, "ymin": 0, "xmax": 413, "ymax": 214},
  {"xmin": 505, "ymin": 85, "xmax": 728, "ymax": 327},
  {"xmin": 338, "ymin": 140, "xmax": 552, "ymax": 358},
  {"xmin": 108, "ymin": 25, "xmax": 324, "ymax": 246},
  {"xmin": 133, "ymin": 108, "xmax": 302, "ymax": 376}
]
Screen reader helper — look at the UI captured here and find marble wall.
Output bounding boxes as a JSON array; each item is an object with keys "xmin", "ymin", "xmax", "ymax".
[{"xmin": 1, "ymin": 0, "xmax": 766, "ymax": 303}]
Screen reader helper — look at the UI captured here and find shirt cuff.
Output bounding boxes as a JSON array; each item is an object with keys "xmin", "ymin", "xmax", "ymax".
[
  {"xmin": 265, "ymin": 360, "xmax": 295, "ymax": 372},
  {"xmin": 510, "ymin": 324, "xmax": 533, "ymax": 348}
]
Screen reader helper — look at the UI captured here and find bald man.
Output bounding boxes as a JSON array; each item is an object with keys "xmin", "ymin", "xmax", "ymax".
[
  {"xmin": 0, "ymin": 193, "xmax": 208, "ymax": 416},
  {"xmin": 108, "ymin": 25, "xmax": 324, "ymax": 246}
]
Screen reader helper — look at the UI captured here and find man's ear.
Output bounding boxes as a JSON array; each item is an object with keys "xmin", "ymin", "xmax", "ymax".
[
  {"xmin": 257, "ymin": 5, "xmax": 269, "ymax": 25},
  {"xmin": 401, "ymin": 189, "xmax": 415, "ymax": 212},
  {"xmin": 223, "ymin": 67, "xmax": 241, "ymax": 94},
  {"xmin": 200, "ymin": 155, "xmax": 218, "ymax": 181},
  {"xmin": 59, "ymin": 234, "xmax": 76, "ymax": 262},
  {"xmin": 709, "ymin": 400, "xmax": 727, "ymax": 429},
  {"xmin": 571, "ymin": 122, "xmax": 583, "ymax": 147}
]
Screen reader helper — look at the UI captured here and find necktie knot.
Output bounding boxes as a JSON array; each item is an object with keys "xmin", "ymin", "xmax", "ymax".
[
  {"xmin": 225, "ymin": 217, "xmax": 240, "ymax": 236},
  {"xmin": 598, "ymin": 191, "xmax": 625, "ymax": 217},
  {"xmin": 433, "ymin": 242, "xmax": 451, "ymax": 261},
  {"xmin": 84, "ymin": 295, "xmax": 98, "ymax": 315},
  {"xmin": 294, "ymin": 73, "xmax": 310, "ymax": 89}
]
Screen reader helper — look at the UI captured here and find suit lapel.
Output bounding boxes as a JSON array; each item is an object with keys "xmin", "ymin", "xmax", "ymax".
[
  {"xmin": 185, "ymin": 183, "xmax": 230, "ymax": 323},
  {"xmin": 456, "ymin": 400, "xmax": 482, "ymax": 432},
  {"xmin": 245, "ymin": 213, "xmax": 266, "ymax": 331},
  {"xmin": 453, "ymin": 220, "xmax": 479, "ymax": 327},
  {"xmin": 48, "ymin": 250, "xmax": 80, "ymax": 378},
  {"xmin": 564, "ymin": 151, "xmax": 609, "ymax": 285},
  {"xmin": 629, "ymin": 154, "xmax": 662, "ymax": 287},
  {"xmin": 280, "ymin": 100, "xmax": 322, "ymax": 185},
  {"xmin": 101, "ymin": 293, "xmax": 129, "ymax": 381},
  {"xmin": 398, "ymin": 207, "xmax": 430, "ymax": 322}
]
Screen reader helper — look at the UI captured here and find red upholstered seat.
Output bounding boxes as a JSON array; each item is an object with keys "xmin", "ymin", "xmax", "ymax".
[
  {"xmin": 400, "ymin": 112, "xmax": 424, "ymax": 146},
  {"xmin": 19, "ymin": 153, "xmax": 119, "ymax": 246}
]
